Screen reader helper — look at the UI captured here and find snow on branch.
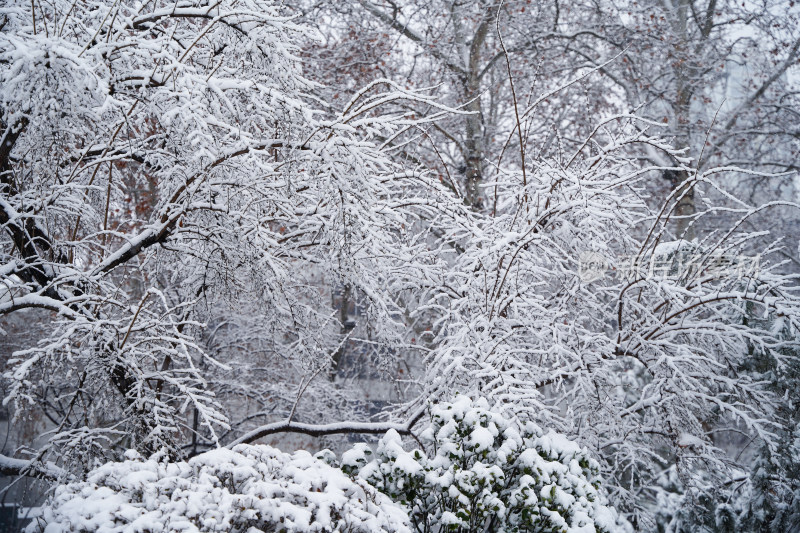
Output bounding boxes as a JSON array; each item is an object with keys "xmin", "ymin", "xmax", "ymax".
[
  {"xmin": 0, "ymin": 453, "xmax": 71, "ymax": 482},
  {"xmin": 231, "ymin": 407, "xmax": 427, "ymax": 446}
]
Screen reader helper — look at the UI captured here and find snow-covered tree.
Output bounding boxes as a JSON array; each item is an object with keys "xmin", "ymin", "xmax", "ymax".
[
  {"xmin": 2, "ymin": 0, "xmax": 800, "ymax": 528},
  {"xmin": 397, "ymin": 111, "xmax": 800, "ymax": 527},
  {"xmin": 588, "ymin": 0, "xmax": 800, "ymax": 238},
  {"xmin": 0, "ymin": 0, "xmax": 459, "ymax": 473}
]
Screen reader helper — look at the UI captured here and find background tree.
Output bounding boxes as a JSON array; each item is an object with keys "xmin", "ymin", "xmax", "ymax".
[
  {"xmin": 590, "ymin": 0, "xmax": 800, "ymax": 238},
  {"xmin": 307, "ymin": 0, "xmax": 616, "ymax": 209}
]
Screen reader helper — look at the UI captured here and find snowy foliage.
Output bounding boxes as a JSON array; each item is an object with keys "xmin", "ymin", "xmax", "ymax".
[
  {"xmin": 29, "ymin": 445, "xmax": 411, "ymax": 533},
  {"xmin": 2, "ymin": 0, "xmax": 800, "ymax": 527},
  {"xmin": 341, "ymin": 397, "xmax": 631, "ymax": 533}
]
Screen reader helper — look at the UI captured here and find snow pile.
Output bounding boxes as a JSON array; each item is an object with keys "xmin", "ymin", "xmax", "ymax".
[
  {"xmin": 342, "ymin": 396, "xmax": 631, "ymax": 533},
  {"xmin": 31, "ymin": 446, "xmax": 410, "ymax": 533}
]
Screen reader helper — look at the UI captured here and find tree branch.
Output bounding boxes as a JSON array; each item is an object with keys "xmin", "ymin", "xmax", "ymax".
[
  {"xmin": 231, "ymin": 406, "xmax": 427, "ymax": 446},
  {"xmin": 357, "ymin": 0, "xmax": 467, "ymax": 76},
  {"xmin": 0, "ymin": 453, "xmax": 71, "ymax": 482}
]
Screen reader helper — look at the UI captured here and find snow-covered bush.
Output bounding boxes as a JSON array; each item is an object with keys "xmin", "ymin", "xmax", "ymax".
[
  {"xmin": 30, "ymin": 445, "xmax": 410, "ymax": 533},
  {"xmin": 341, "ymin": 396, "xmax": 630, "ymax": 533}
]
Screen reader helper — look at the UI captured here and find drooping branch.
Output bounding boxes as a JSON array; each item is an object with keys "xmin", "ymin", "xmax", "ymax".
[
  {"xmin": 231, "ymin": 405, "xmax": 427, "ymax": 446},
  {"xmin": 0, "ymin": 453, "xmax": 71, "ymax": 482}
]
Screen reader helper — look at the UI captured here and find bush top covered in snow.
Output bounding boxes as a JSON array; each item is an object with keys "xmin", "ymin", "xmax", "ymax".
[
  {"xmin": 342, "ymin": 396, "xmax": 632, "ymax": 533},
  {"xmin": 32, "ymin": 445, "xmax": 411, "ymax": 533}
]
